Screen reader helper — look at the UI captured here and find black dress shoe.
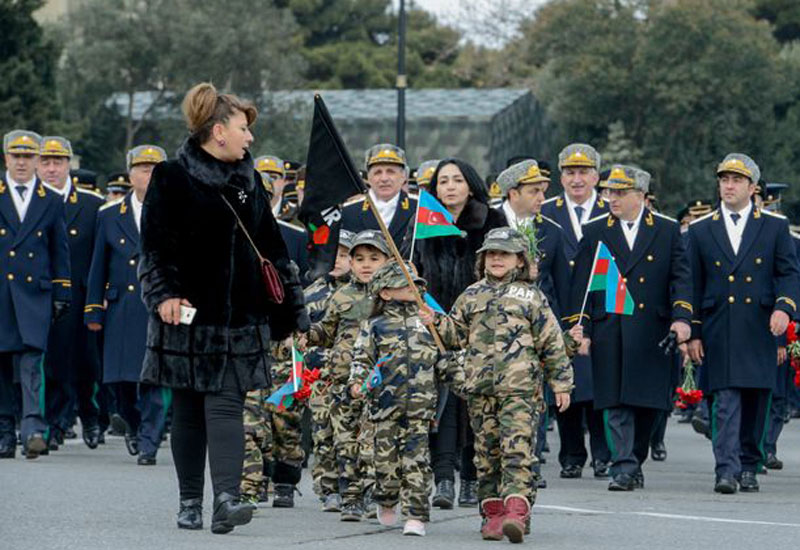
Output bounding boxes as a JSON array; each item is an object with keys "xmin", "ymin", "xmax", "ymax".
[
  {"xmin": 608, "ymin": 474, "xmax": 635, "ymax": 491},
  {"xmin": 110, "ymin": 414, "xmax": 129, "ymax": 437},
  {"xmin": 714, "ymin": 477, "xmax": 738, "ymax": 494},
  {"xmin": 177, "ymin": 498, "xmax": 203, "ymax": 530},
  {"xmin": 83, "ymin": 425, "xmax": 101, "ymax": 450},
  {"xmin": 593, "ymin": 461, "xmax": 611, "ymax": 478},
  {"xmin": 632, "ymin": 470, "xmax": 644, "ymax": 489},
  {"xmin": 739, "ymin": 471, "xmax": 759, "ymax": 492},
  {"xmin": 560, "ymin": 464, "xmax": 583, "ymax": 479},
  {"xmin": 458, "ymin": 479, "xmax": 478, "ymax": 507},
  {"xmin": 64, "ymin": 427, "xmax": 77, "ymax": 440},
  {"xmin": 651, "ymin": 442, "xmax": 667, "ymax": 461},
  {"xmin": 211, "ymin": 492, "xmax": 253, "ymax": 534},
  {"xmin": 52, "ymin": 429, "xmax": 65, "ymax": 446},
  {"xmin": 691, "ymin": 415, "xmax": 711, "ymax": 440},
  {"xmin": 272, "ymin": 484, "xmax": 295, "ymax": 508},
  {"xmin": 25, "ymin": 433, "xmax": 47, "ymax": 459},
  {"xmin": 124, "ymin": 434, "xmax": 139, "ymax": 456},
  {"xmin": 97, "ymin": 432, "xmax": 106, "ymax": 445},
  {"xmin": 432, "ymin": 479, "xmax": 455, "ymax": 509},
  {"xmin": 137, "ymin": 454, "xmax": 156, "ymax": 466},
  {"xmin": 536, "ymin": 477, "xmax": 548, "ymax": 489},
  {"xmin": 765, "ymin": 453, "xmax": 783, "ymax": 470},
  {"xmin": 0, "ymin": 439, "xmax": 15, "ymax": 459}
]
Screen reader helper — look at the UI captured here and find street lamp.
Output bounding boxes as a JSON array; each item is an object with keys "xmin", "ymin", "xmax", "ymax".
[{"xmin": 396, "ymin": 0, "xmax": 407, "ymax": 149}]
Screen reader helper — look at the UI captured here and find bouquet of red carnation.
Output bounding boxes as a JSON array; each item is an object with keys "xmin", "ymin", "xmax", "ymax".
[
  {"xmin": 292, "ymin": 368, "xmax": 321, "ymax": 402},
  {"xmin": 674, "ymin": 360, "xmax": 704, "ymax": 409},
  {"xmin": 786, "ymin": 322, "xmax": 800, "ymax": 388}
]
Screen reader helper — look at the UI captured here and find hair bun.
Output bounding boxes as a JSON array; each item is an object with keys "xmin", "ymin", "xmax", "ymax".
[{"xmin": 182, "ymin": 82, "xmax": 218, "ymax": 134}]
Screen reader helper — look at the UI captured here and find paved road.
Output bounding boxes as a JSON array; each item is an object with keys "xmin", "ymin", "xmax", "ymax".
[{"xmin": 2, "ymin": 416, "xmax": 799, "ymax": 549}]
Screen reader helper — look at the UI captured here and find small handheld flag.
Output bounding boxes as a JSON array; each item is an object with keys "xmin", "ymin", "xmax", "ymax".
[
  {"xmin": 424, "ymin": 292, "xmax": 446, "ymax": 315},
  {"xmin": 414, "ymin": 190, "xmax": 462, "ymax": 240},
  {"xmin": 267, "ymin": 342, "xmax": 307, "ymax": 411},
  {"xmin": 579, "ymin": 241, "xmax": 634, "ymax": 318},
  {"xmin": 362, "ymin": 355, "xmax": 392, "ymax": 392}
]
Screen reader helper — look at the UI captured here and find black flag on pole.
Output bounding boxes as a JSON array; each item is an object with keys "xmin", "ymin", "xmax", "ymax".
[{"xmin": 299, "ymin": 95, "xmax": 367, "ymax": 281}]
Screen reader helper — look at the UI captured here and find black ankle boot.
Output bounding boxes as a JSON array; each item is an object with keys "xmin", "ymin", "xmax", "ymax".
[
  {"xmin": 177, "ymin": 498, "xmax": 203, "ymax": 530},
  {"xmin": 211, "ymin": 492, "xmax": 253, "ymax": 534},
  {"xmin": 458, "ymin": 479, "xmax": 478, "ymax": 507}
]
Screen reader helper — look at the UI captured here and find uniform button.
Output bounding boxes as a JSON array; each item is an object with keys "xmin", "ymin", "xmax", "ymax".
[
  {"xmin": 746, "ymin": 276, "xmax": 752, "ymax": 283},
  {"xmin": 728, "ymin": 296, "xmax": 735, "ymax": 304},
  {"xmin": 0, "ymin": 228, "xmax": 6, "ymax": 236},
  {"xmin": 638, "ymin": 303, "xmax": 644, "ymax": 310},
  {"xmin": 639, "ymin": 276, "xmax": 645, "ymax": 283},
  {"xmin": 69, "ymin": 228, "xmax": 77, "ymax": 236},
  {"xmin": 6, "ymin": 274, "xmax": 13, "ymax": 281},
  {"xmin": 27, "ymin": 252, "xmax": 33, "ymax": 259},
  {"xmin": 623, "ymin": 277, "xmax": 628, "ymax": 283},
  {"xmin": 755, "ymin": 258, "xmax": 762, "ymax": 264},
  {"xmin": 25, "ymin": 275, "xmax": 32, "ymax": 283},
  {"xmin": 715, "ymin": 261, "xmax": 721, "ymax": 267},
  {"xmin": 8, "ymin": 250, "xmax": 15, "ymax": 257},
  {"xmin": 728, "ymin": 275, "xmax": 734, "ymax": 282},
  {"xmin": 129, "ymin": 259, "xmax": 136, "ymax": 266},
  {"xmin": 127, "ymin": 284, "xmax": 135, "ymax": 292},
  {"xmin": 745, "ymin": 297, "xmax": 752, "ymax": 304},
  {"xmin": 647, "ymin": 255, "xmax": 654, "ymax": 262},
  {"xmin": 36, "ymin": 231, "xmax": 42, "ymax": 237},
  {"xmin": 569, "ymin": 260, "xmax": 575, "ymax": 267},
  {"xmin": 120, "ymin": 238, "xmax": 126, "ymax": 245}
]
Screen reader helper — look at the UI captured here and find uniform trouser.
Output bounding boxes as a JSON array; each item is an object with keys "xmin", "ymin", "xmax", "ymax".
[
  {"xmin": 430, "ymin": 393, "xmax": 477, "ymax": 483},
  {"xmin": 97, "ymin": 383, "xmax": 114, "ymax": 433},
  {"xmin": 557, "ymin": 400, "xmax": 610, "ymax": 468},
  {"xmin": 310, "ymin": 386, "xmax": 338, "ymax": 496},
  {"xmin": 603, "ymin": 406, "xmax": 658, "ymax": 477},
  {"xmin": 373, "ymin": 416, "xmax": 432, "ymax": 521},
  {"xmin": 241, "ymin": 390, "xmax": 270, "ymax": 498},
  {"xmin": 764, "ymin": 393, "xmax": 785, "ymax": 456},
  {"xmin": 650, "ymin": 410, "xmax": 668, "ymax": 447},
  {"xmin": 711, "ymin": 388, "xmax": 771, "ymax": 478},
  {"xmin": 47, "ymin": 378, "xmax": 100, "ymax": 434},
  {"xmin": 0, "ymin": 350, "xmax": 48, "ymax": 444},
  {"xmin": 330, "ymin": 392, "xmax": 374, "ymax": 504},
  {"xmin": 112, "ymin": 381, "xmax": 170, "ymax": 456},
  {"xmin": 469, "ymin": 394, "xmax": 534, "ymax": 502},
  {"xmin": 172, "ymin": 368, "xmax": 245, "ymax": 500}
]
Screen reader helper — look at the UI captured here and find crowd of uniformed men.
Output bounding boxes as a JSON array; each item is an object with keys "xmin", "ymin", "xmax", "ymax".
[{"xmin": 1, "ymin": 127, "xmax": 799, "ymax": 509}]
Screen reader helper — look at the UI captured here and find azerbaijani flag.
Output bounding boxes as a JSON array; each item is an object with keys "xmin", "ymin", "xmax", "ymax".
[
  {"xmin": 267, "ymin": 344, "xmax": 305, "ymax": 411},
  {"xmin": 415, "ymin": 190, "xmax": 462, "ymax": 239},
  {"xmin": 362, "ymin": 355, "xmax": 392, "ymax": 392},
  {"xmin": 424, "ymin": 292, "xmax": 446, "ymax": 314},
  {"xmin": 587, "ymin": 242, "xmax": 634, "ymax": 315}
]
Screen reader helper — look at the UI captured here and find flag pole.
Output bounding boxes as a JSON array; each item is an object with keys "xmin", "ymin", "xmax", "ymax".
[
  {"xmin": 291, "ymin": 336, "xmax": 299, "ymax": 393},
  {"xmin": 364, "ymin": 194, "xmax": 446, "ymax": 352},
  {"xmin": 407, "ymin": 189, "xmax": 422, "ymax": 261},
  {"xmin": 578, "ymin": 241, "xmax": 603, "ymax": 327}
]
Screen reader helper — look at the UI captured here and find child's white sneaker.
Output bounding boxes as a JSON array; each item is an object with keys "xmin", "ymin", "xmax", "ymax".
[
  {"xmin": 377, "ymin": 504, "xmax": 397, "ymax": 526},
  {"xmin": 403, "ymin": 519, "xmax": 426, "ymax": 536}
]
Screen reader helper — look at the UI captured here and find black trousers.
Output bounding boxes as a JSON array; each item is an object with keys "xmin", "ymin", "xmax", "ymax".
[
  {"xmin": 430, "ymin": 393, "xmax": 476, "ymax": 483},
  {"xmin": 711, "ymin": 388, "xmax": 771, "ymax": 478},
  {"xmin": 556, "ymin": 400, "xmax": 610, "ymax": 468},
  {"xmin": 171, "ymin": 369, "xmax": 245, "ymax": 500},
  {"xmin": 603, "ymin": 406, "xmax": 658, "ymax": 477},
  {"xmin": 47, "ymin": 378, "xmax": 100, "ymax": 434},
  {"xmin": 649, "ymin": 410, "xmax": 668, "ymax": 447},
  {"xmin": 0, "ymin": 349, "xmax": 48, "ymax": 442}
]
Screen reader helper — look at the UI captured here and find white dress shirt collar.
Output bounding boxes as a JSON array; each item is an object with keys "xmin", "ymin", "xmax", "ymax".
[
  {"xmin": 564, "ymin": 189, "xmax": 597, "ymax": 241},
  {"xmin": 130, "ymin": 192, "xmax": 143, "ymax": 232},
  {"xmin": 6, "ymin": 171, "xmax": 36, "ymax": 222},
  {"xmin": 620, "ymin": 205, "xmax": 645, "ymax": 250},
  {"xmin": 720, "ymin": 201, "xmax": 752, "ymax": 255},
  {"xmin": 369, "ymin": 189, "xmax": 400, "ymax": 228}
]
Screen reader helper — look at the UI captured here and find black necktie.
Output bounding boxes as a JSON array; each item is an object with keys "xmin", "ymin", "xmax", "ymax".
[
  {"xmin": 626, "ymin": 221, "xmax": 634, "ymax": 230},
  {"xmin": 574, "ymin": 205, "xmax": 584, "ymax": 222},
  {"xmin": 731, "ymin": 213, "xmax": 741, "ymax": 225},
  {"xmin": 15, "ymin": 185, "xmax": 27, "ymax": 199}
]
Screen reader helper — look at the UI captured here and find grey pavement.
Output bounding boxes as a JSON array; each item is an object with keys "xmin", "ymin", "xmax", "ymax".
[{"xmin": 2, "ymin": 416, "xmax": 799, "ymax": 550}]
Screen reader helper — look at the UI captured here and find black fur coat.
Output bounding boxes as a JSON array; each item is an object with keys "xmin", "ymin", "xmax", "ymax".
[
  {"xmin": 137, "ymin": 138, "xmax": 308, "ymax": 392},
  {"xmin": 413, "ymin": 198, "xmax": 507, "ymax": 312}
]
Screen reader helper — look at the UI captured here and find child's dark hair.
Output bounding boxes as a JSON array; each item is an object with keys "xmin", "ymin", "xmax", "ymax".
[{"xmin": 475, "ymin": 250, "xmax": 534, "ymax": 282}]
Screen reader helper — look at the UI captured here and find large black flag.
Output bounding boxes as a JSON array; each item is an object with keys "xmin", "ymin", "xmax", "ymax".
[{"xmin": 299, "ymin": 95, "xmax": 367, "ymax": 281}]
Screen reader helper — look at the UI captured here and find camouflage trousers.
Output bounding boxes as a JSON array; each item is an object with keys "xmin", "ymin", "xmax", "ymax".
[
  {"xmin": 373, "ymin": 416, "xmax": 432, "ymax": 522},
  {"xmin": 330, "ymin": 388, "xmax": 375, "ymax": 504},
  {"xmin": 468, "ymin": 394, "xmax": 536, "ymax": 502},
  {"xmin": 271, "ymin": 404, "xmax": 306, "ymax": 472},
  {"xmin": 310, "ymin": 384, "xmax": 337, "ymax": 497},
  {"xmin": 241, "ymin": 390, "xmax": 272, "ymax": 498}
]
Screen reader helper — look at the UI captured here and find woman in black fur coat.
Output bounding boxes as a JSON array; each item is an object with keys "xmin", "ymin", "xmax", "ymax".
[
  {"xmin": 138, "ymin": 83, "xmax": 308, "ymax": 534},
  {"xmin": 412, "ymin": 158, "xmax": 507, "ymax": 509}
]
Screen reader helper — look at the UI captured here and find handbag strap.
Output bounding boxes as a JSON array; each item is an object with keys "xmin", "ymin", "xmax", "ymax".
[{"xmin": 219, "ymin": 193, "xmax": 266, "ymax": 263}]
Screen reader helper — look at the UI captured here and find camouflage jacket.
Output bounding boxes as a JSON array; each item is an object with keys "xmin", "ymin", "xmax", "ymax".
[
  {"xmin": 436, "ymin": 272, "xmax": 574, "ymax": 398},
  {"xmin": 306, "ymin": 276, "xmax": 372, "ymax": 388},
  {"xmin": 303, "ymin": 274, "xmax": 349, "ymax": 371},
  {"xmin": 350, "ymin": 301, "xmax": 464, "ymax": 421}
]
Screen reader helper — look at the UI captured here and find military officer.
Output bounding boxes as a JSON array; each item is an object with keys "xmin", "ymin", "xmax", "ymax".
[
  {"xmin": 687, "ymin": 154, "xmax": 800, "ymax": 494},
  {"xmin": 37, "ymin": 136, "xmax": 105, "ymax": 450},
  {"xmin": 255, "ymin": 155, "xmax": 289, "ymax": 215},
  {"xmin": 85, "ymin": 145, "xmax": 170, "ymax": 465},
  {"xmin": 0, "ymin": 130, "xmax": 71, "ymax": 459},
  {"xmin": 341, "ymin": 144, "xmax": 417, "ymax": 247},
  {"xmin": 568, "ymin": 165, "xmax": 693, "ymax": 491},
  {"xmin": 415, "ymin": 159, "xmax": 439, "ymax": 194},
  {"xmin": 105, "ymin": 172, "xmax": 132, "ymax": 203},
  {"xmin": 542, "ymin": 144, "xmax": 611, "ymax": 479}
]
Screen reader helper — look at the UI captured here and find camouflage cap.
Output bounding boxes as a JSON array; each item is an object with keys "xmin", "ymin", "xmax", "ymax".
[
  {"xmin": 255, "ymin": 155, "xmax": 285, "ymax": 176},
  {"xmin": 4, "ymin": 130, "xmax": 42, "ymax": 155},
  {"xmin": 477, "ymin": 227, "xmax": 529, "ymax": 254},
  {"xmin": 365, "ymin": 143, "xmax": 407, "ymax": 170},
  {"xmin": 40, "ymin": 136, "xmax": 73, "ymax": 158},
  {"xmin": 339, "ymin": 229, "xmax": 356, "ymax": 250},
  {"xmin": 369, "ymin": 260, "xmax": 426, "ymax": 295},
  {"xmin": 127, "ymin": 145, "xmax": 166, "ymax": 169},
  {"xmin": 497, "ymin": 160, "xmax": 549, "ymax": 197},
  {"xmin": 600, "ymin": 164, "xmax": 651, "ymax": 193},
  {"xmin": 717, "ymin": 153, "xmax": 760, "ymax": 183},
  {"xmin": 558, "ymin": 143, "xmax": 601, "ymax": 170},
  {"xmin": 416, "ymin": 159, "xmax": 440, "ymax": 187},
  {"xmin": 350, "ymin": 229, "xmax": 390, "ymax": 256}
]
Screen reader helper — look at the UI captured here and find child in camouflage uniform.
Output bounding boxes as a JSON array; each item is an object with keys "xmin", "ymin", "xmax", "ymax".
[
  {"xmin": 302, "ymin": 230, "xmax": 389, "ymax": 521},
  {"xmin": 424, "ymin": 227, "xmax": 577, "ymax": 544},
  {"xmin": 304, "ymin": 230, "xmax": 356, "ymax": 511},
  {"xmin": 349, "ymin": 261, "xmax": 464, "ymax": 537}
]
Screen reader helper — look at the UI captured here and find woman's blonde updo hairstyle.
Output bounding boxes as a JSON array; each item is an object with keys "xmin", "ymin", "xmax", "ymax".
[{"xmin": 182, "ymin": 82, "xmax": 258, "ymax": 144}]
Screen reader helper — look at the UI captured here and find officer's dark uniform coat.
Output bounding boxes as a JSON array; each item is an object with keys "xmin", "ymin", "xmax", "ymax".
[
  {"xmin": 341, "ymin": 191, "xmax": 417, "ymax": 247},
  {"xmin": 569, "ymin": 210, "xmax": 693, "ymax": 410},
  {"xmin": 0, "ymin": 177, "xmax": 71, "ymax": 352},
  {"xmin": 278, "ymin": 219, "xmax": 310, "ymax": 286},
  {"xmin": 85, "ymin": 194, "xmax": 148, "ymax": 383},
  {"xmin": 688, "ymin": 208, "xmax": 800, "ymax": 392}
]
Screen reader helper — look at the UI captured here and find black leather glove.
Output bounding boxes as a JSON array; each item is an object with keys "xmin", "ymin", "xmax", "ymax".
[{"xmin": 52, "ymin": 301, "xmax": 71, "ymax": 322}]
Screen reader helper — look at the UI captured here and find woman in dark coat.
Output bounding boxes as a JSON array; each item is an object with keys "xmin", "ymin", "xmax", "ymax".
[
  {"xmin": 412, "ymin": 158, "xmax": 507, "ymax": 508},
  {"xmin": 138, "ymin": 83, "xmax": 308, "ymax": 534}
]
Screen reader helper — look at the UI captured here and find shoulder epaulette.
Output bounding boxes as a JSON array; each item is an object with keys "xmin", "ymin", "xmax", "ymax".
[
  {"xmin": 41, "ymin": 182, "xmax": 61, "ymax": 194},
  {"xmin": 99, "ymin": 198, "xmax": 124, "ymax": 212},
  {"xmin": 76, "ymin": 187, "xmax": 104, "ymax": 200},
  {"xmin": 689, "ymin": 210, "xmax": 717, "ymax": 225},
  {"xmin": 406, "ymin": 193, "xmax": 418, "ymax": 201},
  {"xmin": 585, "ymin": 212, "xmax": 610, "ymax": 225},
  {"xmin": 343, "ymin": 195, "xmax": 366, "ymax": 207},
  {"xmin": 761, "ymin": 209, "xmax": 787, "ymax": 220},
  {"xmin": 541, "ymin": 196, "xmax": 559, "ymax": 205},
  {"xmin": 652, "ymin": 211, "xmax": 678, "ymax": 224},
  {"xmin": 538, "ymin": 214, "xmax": 564, "ymax": 230},
  {"xmin": 277, "ymin": 219, "xmax": 306, "ymax": 234},
  {"xmin": 790, "ymin": 231, "xmax": 800, "ymax": 240}
]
